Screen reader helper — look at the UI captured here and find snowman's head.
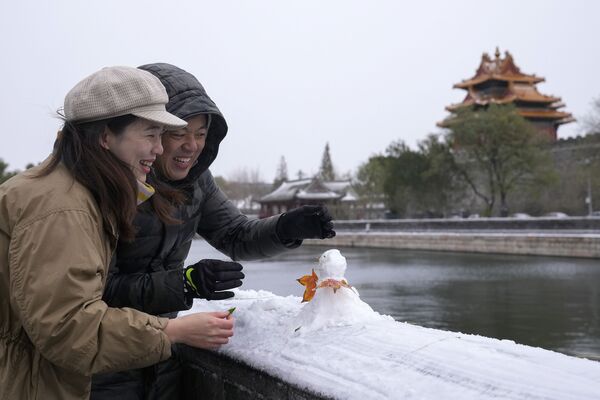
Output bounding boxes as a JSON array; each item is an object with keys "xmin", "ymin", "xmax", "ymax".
[{"xmin": 317, "ymin": 249, "xmax": 347, "ymax": 278}]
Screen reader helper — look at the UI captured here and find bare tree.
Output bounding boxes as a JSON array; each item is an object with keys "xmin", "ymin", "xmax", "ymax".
[
  {"xmin": 225, "ymin": 167, "xmax": 269, "ymax": 210},
  {"xmin": 581, "ymin": 96, "xmax": 600, "ymax": 134},
  {"xmin": 446, "ymin": 104, "xmax": 555, "ymax": 217}
]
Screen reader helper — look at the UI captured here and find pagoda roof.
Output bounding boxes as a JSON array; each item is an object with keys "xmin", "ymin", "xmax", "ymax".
[
  {"xmin": 438, "ymin": 108, "xmax": 575, "ymax": 128},
  {"xmin": 511, "ymin": 83, "xmax": 560, "ymax": 103},
  {"xmin": 454, "ymin": 48, "xmax": 544, "ymax": 89},
  {"xmin": 518, "ymin": 109, "xmax": 575, "ymax": 124},
  {"xmin": 446, "ymin": 84, "xmax": 562, "ymax": 112}
]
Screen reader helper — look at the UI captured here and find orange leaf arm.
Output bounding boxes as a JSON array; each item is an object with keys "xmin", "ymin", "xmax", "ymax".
[{"xmin": 297, "ymin": 269, "xmax": 319, "ymax": 302}]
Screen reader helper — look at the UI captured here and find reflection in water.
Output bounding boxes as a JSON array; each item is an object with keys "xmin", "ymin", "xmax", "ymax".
[{"xmin": 187, "ymin": 240, "xmax": 600, "ymax": 360}]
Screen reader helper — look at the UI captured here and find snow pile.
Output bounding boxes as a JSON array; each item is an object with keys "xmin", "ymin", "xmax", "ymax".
[
  {"xmin": 293, "ymin": 283, "xmax": 389, "ymax": 333},
  {"xmin": 179, "ymin": 249, "xmax": 600, "ymax": 400}
]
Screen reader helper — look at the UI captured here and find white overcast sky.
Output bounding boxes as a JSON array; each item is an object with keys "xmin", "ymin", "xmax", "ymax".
[{"xmin": 1, "ymin": 0, "xmax": 599, "ymax": 182}]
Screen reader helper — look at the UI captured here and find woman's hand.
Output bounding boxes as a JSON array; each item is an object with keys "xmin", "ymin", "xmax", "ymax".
[{"xmin": 164, "ymin": 311, "xmax": 234, "ymax": 350}]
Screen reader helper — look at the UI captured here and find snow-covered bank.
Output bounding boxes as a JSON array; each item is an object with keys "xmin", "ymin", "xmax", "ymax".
[{"xmin": 181, "ymin": 289, "xmax": 600, "ymax": 400}]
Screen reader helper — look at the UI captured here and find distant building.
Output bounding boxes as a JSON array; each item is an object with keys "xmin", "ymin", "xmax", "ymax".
[
  {"xmin": 258, "ymin": 177, "xmax": 358, "ymax": 218},
  {"xmin": 438, "ymin": 48, "xmax": 574, "ymax": 141}
]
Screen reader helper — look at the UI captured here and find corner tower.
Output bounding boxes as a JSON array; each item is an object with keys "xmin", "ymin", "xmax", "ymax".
[{"xmin": 439, "ymin": 48, "xmax": 574, "ymax": 141}]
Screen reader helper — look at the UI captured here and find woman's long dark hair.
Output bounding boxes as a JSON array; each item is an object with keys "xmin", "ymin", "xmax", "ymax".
[{"xmin": 38, "ymin": 114, "xmax": 182, "ymax": 244}]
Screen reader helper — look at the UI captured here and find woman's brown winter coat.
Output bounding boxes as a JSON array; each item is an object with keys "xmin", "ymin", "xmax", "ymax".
[{"xmin": 0, "ymin": 162, "xmax": 172, "ymax": 399}]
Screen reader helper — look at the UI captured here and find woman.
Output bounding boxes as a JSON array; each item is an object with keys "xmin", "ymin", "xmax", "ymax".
[
  {"xmin": 91, "ymin": 63, "xmax": 335, "ymax": 399},
  {"xmin": 0, "ymin": 66, "xmax": 234, "ymax": 400}
]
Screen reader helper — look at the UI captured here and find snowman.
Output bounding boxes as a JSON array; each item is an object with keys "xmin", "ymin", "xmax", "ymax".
[
  {"xmin": 293, "ymin": 249, "xmax": 385, "ymax": 332},
  {"xmin": 297, "ymin": 249, "xmax": 352, "ymax": 302}
]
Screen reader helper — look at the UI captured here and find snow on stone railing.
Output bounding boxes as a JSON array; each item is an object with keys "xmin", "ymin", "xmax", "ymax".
[{"xmin": 179, "ymin": 249, "xmax": 600, "ymax": 399}]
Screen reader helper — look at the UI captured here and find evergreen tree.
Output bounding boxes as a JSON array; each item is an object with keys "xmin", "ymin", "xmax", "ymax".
[
  {"xmin": 318, "ymin": 142, "xmax": 335, "ymax": 181},
  {"xmin": 0, "ymin": 159, "xmax": 17, "ymax": 185},
  {"xmin": 273, "ymin": 156, "xmax": 289, "ymax": 188},
  {"xmin": 356, "ymin": 155, "xmax": 387, "ymax": 204},
  {"xmin": 356, "ymin": 137, "xmax": 463, "ymax": 218}
]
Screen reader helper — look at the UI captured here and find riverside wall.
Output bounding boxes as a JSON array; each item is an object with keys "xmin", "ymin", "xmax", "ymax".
[
  {"xmin": 331, "ymin": 216, "xmax": 600, "ymax": 232},
  {"xmin": 180, "ymin": 347, "xmax": 330, "ymax": 400},
  {"xmin": 304, "ymin": 217, "xmax": 600, "ymax": 258}
]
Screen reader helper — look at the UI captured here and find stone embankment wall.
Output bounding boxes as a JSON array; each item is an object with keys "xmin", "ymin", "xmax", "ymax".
[
  {"xmin": 180, "ymin": 347, "xmax": 330, "ymax": 400},
  {"xmin": 333, "ymin": 217, "xmax": 600, "ymax": 232},
  {"xmin": 306, "ymin": 232, "xmax": 600, "ymax": 258},
  {"xmin": 304, "ymin": 217, "xmax": 600, "ymax": 258}
]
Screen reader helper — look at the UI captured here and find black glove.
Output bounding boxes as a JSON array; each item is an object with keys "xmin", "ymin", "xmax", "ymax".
[
  {"xmin": 184, "ymin": 260, "xmax": 244, "ymax": 300},
  {"xmin": 276, "ymin": 205, "xmax": 336, "ymax": 241}
]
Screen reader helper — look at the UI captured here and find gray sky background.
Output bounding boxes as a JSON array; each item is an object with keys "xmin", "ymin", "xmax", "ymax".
[{"xmin": 1, "ymin": 0, "xmax": 599, "ymax": 182}]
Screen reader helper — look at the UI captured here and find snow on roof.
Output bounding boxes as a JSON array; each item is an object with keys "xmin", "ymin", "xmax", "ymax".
[
  {"xmin": 340, "ymin": 188, "xmax": 358, "ymax": 202},
  {"xmin": 260, "ymin": 178, "xmax": 356, "ymax": 203},
  {"xmin": 296, "ymin": 190, "xmax": 340, "ymax": 200},
  {"xmin": 181, "ymin": 288, "xmax": 600, "ymax": 399},
  {"xmin": 259, "ymin": 179, "xmax": 312, "ymax": 202},
  {"xmin": 323, "ymin": 180, "xmax": 352, "ymax": 192}
]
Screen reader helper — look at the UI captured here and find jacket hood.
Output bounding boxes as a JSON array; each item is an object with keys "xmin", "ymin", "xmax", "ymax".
[{"xmin": 138, "ymin": 63, "xmax": 228, "ymax": 186}]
